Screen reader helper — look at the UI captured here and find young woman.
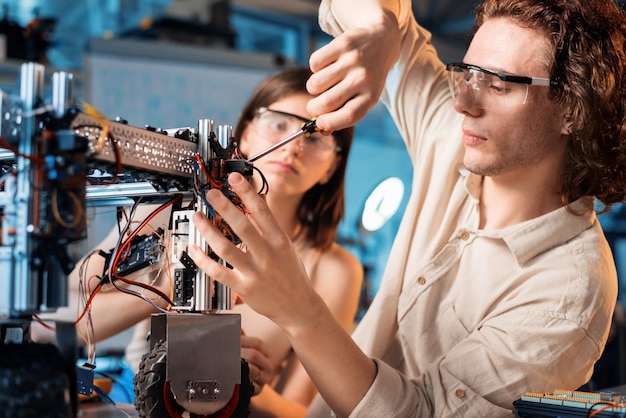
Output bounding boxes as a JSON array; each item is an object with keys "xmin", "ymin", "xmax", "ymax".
[{"xmin": 231, "ymin": 67, "xmax": 363, "ymax": 416}]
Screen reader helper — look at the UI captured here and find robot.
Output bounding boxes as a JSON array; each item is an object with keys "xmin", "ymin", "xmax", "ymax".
[
  {"xmin": 0, "ymin": 60, "xmax": 314, "ymax": 417},
  {"xmin": 73, "ymin": 115, "xmax": 257, "ymax": 417}
]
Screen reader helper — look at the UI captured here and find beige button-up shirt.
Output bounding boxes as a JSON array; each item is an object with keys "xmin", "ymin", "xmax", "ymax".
[{"xmin": 308, "ymin": 1, "xmax": 618, "ymax": 417}]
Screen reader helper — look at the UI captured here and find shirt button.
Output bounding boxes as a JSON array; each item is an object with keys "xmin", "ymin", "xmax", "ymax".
[
  {"xmin": 417, "ymin": 276, "xmax": 426, "ymax": 285},
  {"xmin": 455, "ymin": 389, "xmax": 466, "ymax": 399},
  {"xmin": 460, "ymin": 231, "xmax": 470, "ymax": 240}
]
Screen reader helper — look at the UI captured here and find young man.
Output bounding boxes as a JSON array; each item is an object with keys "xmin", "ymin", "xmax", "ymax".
[{"xmin": 188, "ymin": 0, "xmax": 626, "ymax": 416}]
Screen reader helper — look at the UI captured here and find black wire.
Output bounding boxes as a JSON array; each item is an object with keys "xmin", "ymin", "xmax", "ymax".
[
  {"xmin": 93, "ymin": 369, "xmax": 134, "ymax": 404},
  {"xmin": 72, "ymin": 124, "xmax": 104, "ymax": 131},
  {"xmin": 587, "ymin": 401, "xmax": 614, "ymax": 417},
  {"xmin": 253, "ymin": 165, "xmax": 269, "ymax": 195}
]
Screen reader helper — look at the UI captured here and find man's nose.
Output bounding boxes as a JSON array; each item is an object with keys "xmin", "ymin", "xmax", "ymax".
[{"xmin": 453, "ymin": 81, "xmax": 481, "ymax": 114}]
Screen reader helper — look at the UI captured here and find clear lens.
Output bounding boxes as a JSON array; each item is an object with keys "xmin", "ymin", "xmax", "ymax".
[
  {"xmin": 447, "ymin": 65, "xmax": 529, "ymax": 109},
  {"xmin": 254, "ymin": 110, "xmax": 336, "ymax": 153}
]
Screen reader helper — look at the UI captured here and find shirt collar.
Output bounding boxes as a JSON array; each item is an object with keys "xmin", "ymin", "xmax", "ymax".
[
  {"xmin": 499, "ymin": 198, "xmax": 596, "ymax": 265},
  {"xmin": 460, "ymin": 167, "xmax": 596, "ymax": 266}
]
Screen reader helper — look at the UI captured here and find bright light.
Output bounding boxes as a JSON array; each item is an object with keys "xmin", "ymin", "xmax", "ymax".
[{"xmin": 361, "ymin": 177, "xmax": 404, "ymax": 232}]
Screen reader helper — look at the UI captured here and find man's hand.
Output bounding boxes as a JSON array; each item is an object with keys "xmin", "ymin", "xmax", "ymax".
[
  {"xmin": 307, "ymin": 8, "xmax": 401, "ymax": 133},
  {"xmin": 188, "ymin": 173, "xmax": 323, "ymax": 334},
  {"xmin": 189, "ymin": 173, "xmax": 377, "ymax": 416}
]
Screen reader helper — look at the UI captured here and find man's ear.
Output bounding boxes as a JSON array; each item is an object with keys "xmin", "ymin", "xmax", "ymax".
[
  {"xmin": 561, "ymin": 101, "xmax": 575, "ymax": 135},
  {"xmin": 562, "ymin": 112, "xmax": 573, "ymax": 135}
]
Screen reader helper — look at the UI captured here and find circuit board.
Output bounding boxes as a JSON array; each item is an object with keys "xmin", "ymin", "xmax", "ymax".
[
  {"xmin": 101, "ymin": 228, "xmax": 165, "ymax": 279},
  {"xmin": 513, "ymin": 389, "xmax": 626, "ymax": 417}
]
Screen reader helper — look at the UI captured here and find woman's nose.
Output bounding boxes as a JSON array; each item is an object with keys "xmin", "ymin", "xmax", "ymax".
[{"xmin": 283, "ymin": 136, "xmax": 305, "ymax": 154}]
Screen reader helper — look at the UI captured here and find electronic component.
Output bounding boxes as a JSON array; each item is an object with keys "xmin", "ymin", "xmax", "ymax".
[
  {"xmin": 514, "ymin": 389, "xmax": 626, "ymax": 417},
  {"xmin": 76, "ymin": 363, "xmax": 95, "ymax": 396},
  {"xmin": 100, "ymin": 228, "xmax": 165, "ymax": 279},
  {"xmin": 71, "ymin": 112, "xmax": 198, "ymax": 189},
  {"xmin": 134, "ymin": 125, "xmax": 255, "ymax": 417},
  {"xmin": 169, "ymin": 208, "xmax": 224, "ymax": 311}
]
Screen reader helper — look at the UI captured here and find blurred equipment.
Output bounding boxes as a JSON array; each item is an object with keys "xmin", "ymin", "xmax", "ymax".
[
  {"xmin": 119, "ymin": 0, "xmax": 236, "ymax": 48},
  {"xmin": 0, "ymin": 63, "xmax": 82, "ymax": 418},
  {"xmin": 0, "ymin": 5, "xmax": 57, "ymax": 63},
  {"xmin": 0, "ymin": 62, "xmax": 254, "ymax": 417}
]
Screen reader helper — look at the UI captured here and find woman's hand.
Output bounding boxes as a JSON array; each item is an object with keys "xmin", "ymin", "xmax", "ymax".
[
  {"xmin": 306, "ymin": 8, "xmax": 401, "ymax": 133},
  {"xmin": 241, "ymin": 332, "xmax": 275, "ymax": 395}
]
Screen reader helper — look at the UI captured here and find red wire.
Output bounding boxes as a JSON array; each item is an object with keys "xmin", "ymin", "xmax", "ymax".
[
  {"xmin": 109, "ymin": 195, "xmax": 181, "ymax": 303},
  {"xmin": 163, "ymin": 381, "xmax": 184, "ymax": 418},
  {"xmin": 75, "ymin": 282, "xmax": 103, "ymax": 324},
  {"xmin": 195, "ymin": 154, "xmax": 222, "ymax": 189},
  {"xmin": 0, "ymin": 137, "xmax": 45, "ymax": 164}
]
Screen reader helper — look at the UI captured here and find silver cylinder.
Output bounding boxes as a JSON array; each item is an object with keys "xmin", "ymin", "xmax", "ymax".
[
  {"xmin": 52, "ymin": 72, "xmax": 73, "ymax": 118},
  {"xmin": 19, "ymin": 63, "xmax": 44, "ymax": 110},
  {"xmin": 197, "ymin": 118, "xmax": 214, "ymax": 160},
  {"xmin": 213, "ymin": 259, "xmax": 232, "ymax": 311},
  {"xmin": 217, "ymin": 124, "xmax": 232, "ymax": 149}
]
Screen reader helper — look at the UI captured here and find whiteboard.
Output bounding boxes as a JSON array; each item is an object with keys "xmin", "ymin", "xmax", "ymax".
[{"xmin": 83, "ymin": 38, "xmax": 286, "ymax": 129}]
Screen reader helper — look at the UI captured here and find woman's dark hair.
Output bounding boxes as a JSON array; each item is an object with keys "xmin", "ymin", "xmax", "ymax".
[
  {"xmin": 475, "ymin": 0, "xmax": 626, "ymax": 210},
  {"xmin": 234, "ymin": 67, "xmax": 354, "ymax": 250}
]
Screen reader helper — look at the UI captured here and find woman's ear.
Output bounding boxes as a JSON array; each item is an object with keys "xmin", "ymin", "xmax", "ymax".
[
  {"xmin": 239, "ymin": 125, "xmax": 252, "ymax": 156},
  {"xmin": 319, "ymin": 154, "xmax": 341, "ymax": 185}
]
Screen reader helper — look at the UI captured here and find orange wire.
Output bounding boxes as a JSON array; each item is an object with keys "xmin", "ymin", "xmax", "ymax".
[
  {"xmin": 75, "ymin": 282, "xmax": 103, "ymax": 324},
  {"xmin": 194, "ymin": 153, "xmax": 222, "ymax": 189},
  {"xmin": 589, "ymin": 403, "xmax": 625, "ymax": 417},
  {"xmin": 32, "ymin": 314, "xmax": 56, "ymax": 331}
]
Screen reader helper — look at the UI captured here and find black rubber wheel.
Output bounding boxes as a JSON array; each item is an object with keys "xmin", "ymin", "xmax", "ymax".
[
  {"xmin": 134, "ymin": 340, "xmax": 253, "ymax": 418},
  {"xmin": 0, "ymin": 342, "xmax": 72, "ymax": 418}
]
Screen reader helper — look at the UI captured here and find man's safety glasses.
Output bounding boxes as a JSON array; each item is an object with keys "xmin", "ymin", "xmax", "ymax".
[{"xmin": 446, "ymin": 62, "xmax": 558, "ymax": 109}]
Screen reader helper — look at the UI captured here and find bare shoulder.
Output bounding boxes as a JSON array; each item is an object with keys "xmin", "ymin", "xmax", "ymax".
[
  {"xmin": 314, "ymin": 243, "xmax": 363, "ymax": 284},
  {"xmin": 309, "ymin": 243, "xmax": 364, "ymax": 329}
]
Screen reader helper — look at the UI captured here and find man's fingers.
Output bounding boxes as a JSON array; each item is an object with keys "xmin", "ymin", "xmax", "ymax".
[
  {"xmin": 307, "ymin": 60, "xmax": 343, "ymax": 97},
  {"xmin": 189, "ymin": 172, "xmax": 293, "ymax": 291},
  {"xmin": 307, "ymin": 30, "xmax": 391, "ymax": 132},
  {"xmin": 312, "ymin": 94, "xmax": 375, "ymax": 135}
]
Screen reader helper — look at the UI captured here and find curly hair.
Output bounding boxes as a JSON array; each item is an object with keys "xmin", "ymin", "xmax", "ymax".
[
  {"xmin": 475, "ymin": 0, "xmax": 626, "ymax": 210},
  {"xmin": 234, "ymin": 67, "xmax": 354, "ymax": 250}
]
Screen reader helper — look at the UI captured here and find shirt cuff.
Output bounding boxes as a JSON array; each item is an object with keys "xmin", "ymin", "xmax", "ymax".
[{"xmin": 349, "ymin": 358, "xmax": 416, "ymax": 417}]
